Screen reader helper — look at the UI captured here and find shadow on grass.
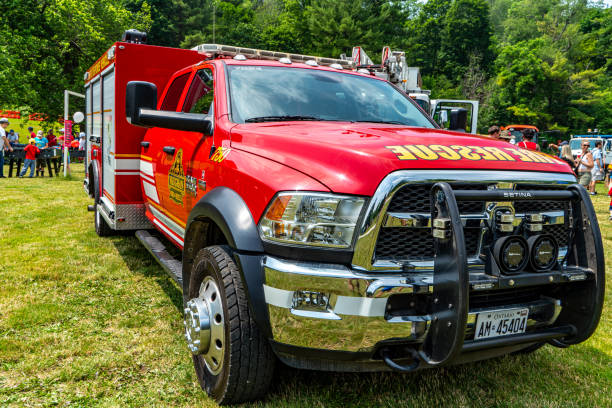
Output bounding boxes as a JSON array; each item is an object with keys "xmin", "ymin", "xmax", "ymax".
[
  {"xmin": 109, "ymin": 231, "xmax": 184, "ymax": 314},
  {"xmin": 264, "ymin": 343, "xmax": 612, "ymax": 407}
]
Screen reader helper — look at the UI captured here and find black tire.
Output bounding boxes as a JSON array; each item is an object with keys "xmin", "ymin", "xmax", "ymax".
[
  {"xmin": 188, "ymin": 245, "xmax": 275, "ymax": 405},
  {"xmin": 93, "ymin": 179, "xmax": 114, "ymax": 237}
]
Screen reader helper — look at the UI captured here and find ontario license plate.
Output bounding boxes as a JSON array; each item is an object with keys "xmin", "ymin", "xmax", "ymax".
[{"xmin": 474, "ymin": 308, "xmax": 529, "ymax": 340}]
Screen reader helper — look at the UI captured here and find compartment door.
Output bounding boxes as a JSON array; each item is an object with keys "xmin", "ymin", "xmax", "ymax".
[{"xmin": 102, "ymin": 70, "xmax": 115, "ymax": 202}]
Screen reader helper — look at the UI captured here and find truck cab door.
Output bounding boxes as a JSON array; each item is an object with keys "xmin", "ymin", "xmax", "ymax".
[{"xmin": 154, "ymin": 66, "xmax": 216, "ymax": 230}]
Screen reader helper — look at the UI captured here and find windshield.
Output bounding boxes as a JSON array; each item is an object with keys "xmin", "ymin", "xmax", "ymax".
[
  {"xmin": 227, "ymin": 65, "xmax": 435, "ymax": 127},
  {"xmin": 570, "ymin": 139, "xmax": 600, "ymax": 150}
]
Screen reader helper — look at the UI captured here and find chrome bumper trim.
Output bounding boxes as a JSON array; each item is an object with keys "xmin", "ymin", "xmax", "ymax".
[
  {"xmin": 263, "ymin": 256, "xmax": 433, "ymax": 298},
  {"xmin": 263, "ymin": 285, "xmax": 387, "ymax": 317},
  {"xmin": 263, "ymin": 256, "xmax": 564, "ymax": 353}
]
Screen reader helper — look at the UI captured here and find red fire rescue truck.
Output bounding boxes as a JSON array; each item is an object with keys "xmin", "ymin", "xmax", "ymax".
[{"xmin": 84, "ymin": 31, "xmax": 605, "ymax": 404}]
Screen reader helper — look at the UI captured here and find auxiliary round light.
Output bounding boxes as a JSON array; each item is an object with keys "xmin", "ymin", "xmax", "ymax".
[
  {"xmin": 493, "ymin": 235, "xmax": 529, "ymax": 274},
  {"xmin": 527, "ymin": 234, "xmax": 558, "ymax": 272}
]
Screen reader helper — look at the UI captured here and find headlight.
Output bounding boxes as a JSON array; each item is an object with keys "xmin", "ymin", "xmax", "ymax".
[{"xmin": 258, "ymin": 192, "xmax": 365, "ymax": 248}]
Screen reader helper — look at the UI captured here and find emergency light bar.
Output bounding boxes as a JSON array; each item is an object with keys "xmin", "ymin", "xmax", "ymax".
[{"xmin": 192, "ymin": 44, "xmax": 354, "ymax": 69}]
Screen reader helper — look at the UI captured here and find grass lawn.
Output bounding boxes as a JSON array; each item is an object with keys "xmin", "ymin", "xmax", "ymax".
[{"xmin": 0, "ymin": 164, "xmax": 610, "ymax": 407}]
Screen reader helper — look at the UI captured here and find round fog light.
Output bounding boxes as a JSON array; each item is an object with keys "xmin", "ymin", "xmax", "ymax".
[
  {"xmin": 493, "ymin": 235, "xmax": 529, "ymax": 274},
  {"xmin": 528, "ymin": 234, "xmax": 558, "ymax": 272}
]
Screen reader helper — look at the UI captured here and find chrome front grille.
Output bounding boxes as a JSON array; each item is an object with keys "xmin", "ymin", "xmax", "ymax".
[
  {"xmin": 373, "ymin": 182, "xmax": 571, "ymax": 264},
  {"xmin": 351, "ymin": 170, "xmax": 577, "ymax": 272},
  {"xmin": 376, "ymin": 182, "xmax": 489, "ymax": 261},
  {"xmin": 376, "ymin": 226, "xmax": 482, "ymax": 260},
  {"xmin": 387, "ymin": 183, "xmax": 487, "ymax": 214}
]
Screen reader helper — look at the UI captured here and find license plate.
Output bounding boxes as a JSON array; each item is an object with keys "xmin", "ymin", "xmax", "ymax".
[{"xmin": 474, "ymin": 308, "xmax": 529, "ymax": 340}]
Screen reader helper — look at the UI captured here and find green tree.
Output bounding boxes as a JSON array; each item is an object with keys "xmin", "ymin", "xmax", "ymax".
[
  {"xmin": 404, "ymin": 0, "xmax": 451, "ymax": 74},
  {"xmin": 305, "ymin": 0, "xmax": 400, "ymax": 58},
  {"xmin": 124, "ymin": 0, "xmax": 188, "ymax": 47},
  {"xmin": 181, "ymin": 1, "xmax": 260, "ymax": 49},
  {"xmin": 258, "ymin": 0, "xmax": 311, "ymax": 53},
  {"xmin": 0, "ymin": 0, "xmax": 151, "ymax": 121},
  {"xmin": 441, "ymin": 0, "xmax": 494, "ymax": 78}
]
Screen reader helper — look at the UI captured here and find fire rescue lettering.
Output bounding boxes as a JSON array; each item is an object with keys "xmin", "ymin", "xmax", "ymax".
[
  {"xmin": 386, "ymin": 144, "xmax": 562, "ymax": 164},
  {"xmin": 86, "ymin": 52, "xmax": 113, "ymax": 82},
  {"xmin": 168, "ymin": 149, "xmax": 186, "ymax": 205}
]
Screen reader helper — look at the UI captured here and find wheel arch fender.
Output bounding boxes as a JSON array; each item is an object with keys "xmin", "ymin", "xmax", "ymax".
[{"xmin": 185, "ymin": 186, "xmax": 264, "ymax": 254}]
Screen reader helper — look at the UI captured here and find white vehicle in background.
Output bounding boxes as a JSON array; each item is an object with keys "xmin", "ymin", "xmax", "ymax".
[
  {"xmin": 570, "ymin": 136, "xmax": 612, "ymax": 162},
  {"xmin": 342, "ymin": 46, "xmax": 479, "ymax": 134}
]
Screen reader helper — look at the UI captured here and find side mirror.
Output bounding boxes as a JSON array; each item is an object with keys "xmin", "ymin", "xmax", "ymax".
[
  {"xmin": 126, "ymin": 81, "xmax": 212, "ymax": 135},
  {"xmin": 126, "ymin": 81, "xmax": 157, "ymax": 126},
  {"xmin": 439, "ymin": 110, "xmax": 448, "ymax": 126},
  {"xmin": 448, "ymin": 108, "xmax": 467, "ymax": 132}
]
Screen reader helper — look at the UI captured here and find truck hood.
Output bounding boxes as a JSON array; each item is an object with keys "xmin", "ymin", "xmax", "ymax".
[{"xmin": 230, "ymin": 122, "xmax": 573, "ymax": 196}]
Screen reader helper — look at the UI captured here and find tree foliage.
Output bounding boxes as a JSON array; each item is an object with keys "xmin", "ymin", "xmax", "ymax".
[
  {"xmin": 0, "ymin": 0, "xmax": 151, "ymax": 121},
  {"xmin": 0, "ymin": 0, "xmax": 609, "ymax": 134}
]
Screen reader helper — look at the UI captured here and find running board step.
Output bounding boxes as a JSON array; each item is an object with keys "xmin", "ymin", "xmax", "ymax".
[{"xmin": 136, "ymin": 230, "xmax": 183, "ymax": 288}]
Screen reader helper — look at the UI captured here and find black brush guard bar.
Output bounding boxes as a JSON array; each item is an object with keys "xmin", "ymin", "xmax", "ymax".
[{"xmin": 383, "ymin": 183, "xmax": 605, "ymax": 371}]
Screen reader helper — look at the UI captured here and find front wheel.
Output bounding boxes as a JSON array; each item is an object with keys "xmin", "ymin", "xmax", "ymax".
[{"xmin": 184, "ymin": 245, "xmax": 275, "ymax": 404}]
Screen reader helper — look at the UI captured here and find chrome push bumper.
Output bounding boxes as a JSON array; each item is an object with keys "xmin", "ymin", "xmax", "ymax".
[
  {"xmin": 262, "ymin": 182, "xmax": 604, "ymax": 370},
  {"xmin": 263, "ymin": 256, "xmax": 564, "ymax": 354}
]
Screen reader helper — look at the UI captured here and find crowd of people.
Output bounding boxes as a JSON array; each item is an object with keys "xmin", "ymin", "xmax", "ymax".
[
  {"xmin": 488, "ymin": 124, "xmax": 612, "ymax": 220},
  {"xmin": 0, "ymin": 117, "xmax": 86, "ymax": 178}
]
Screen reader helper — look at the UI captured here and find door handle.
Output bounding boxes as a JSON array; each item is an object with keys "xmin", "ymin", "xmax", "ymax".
[
  {"xmin": 163, "ymin": 146, "xmax": 176, "ymax": 155},
  {"xmin": 141, "ymin": 141, "xmax": 150, "ymax": 148}
]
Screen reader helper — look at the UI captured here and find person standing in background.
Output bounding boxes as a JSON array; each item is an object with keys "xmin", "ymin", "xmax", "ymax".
[
  {"xmin": 19, "ymin": 138, "xmax": 40, "ymax": 178},
  {"xmin": 34, "ymin": 130, "xmax": 48, "ymax": 176},
  {"xmin": 559, "ymin": 143, "xmax": 575, "ymax": 172},
  {"xmin": 47, "ymin": 129, "xmax": 57, "ymax": 148},
  {"xmin": 589, "ymin": 141, "xmax": 604, "ymax": 195},
  {"xmin": 0, "ymin": 118, "xmax": 14, "ymax": 178},
  {"xmin": 7, "ymin": 129, "xmax": 19, "ymax": 146},
  {"xmin": 576, "ymin": 141, "xmax": 594, "ymax": 187},
  {"xmin": 488, "ymin": 125, "xmax": 501, "ymax": 139},
  {"xmin": 78, "ymin": 132, "xmax": 86, "ymax": 150},
  {"xmin": 34, "ymin": 130, "xmax": 48, "ymax": 149},
  {"xmin": 518, "ymin": 129, "xmax": 540, "ymax": 151}
]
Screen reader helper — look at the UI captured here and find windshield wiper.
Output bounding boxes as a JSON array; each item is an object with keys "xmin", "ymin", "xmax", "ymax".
[
  {"xmin": 354, "ymin": 120, "xmax": 405, "ymax": 125},
  {"xmin": 245, "ymin": 115, "xmax": 321, "ymax": 123}
]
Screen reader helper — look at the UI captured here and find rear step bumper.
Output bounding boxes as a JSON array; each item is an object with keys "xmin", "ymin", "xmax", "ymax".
[{"xmin": 136, "ymin": 230, "xmax": 183, "ymax": 287}]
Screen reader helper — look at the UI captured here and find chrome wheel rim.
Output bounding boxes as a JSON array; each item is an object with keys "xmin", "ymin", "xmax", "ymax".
[{"xmin": 184, "ymin": 276, "xmax": 225, "ymax": 375}]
